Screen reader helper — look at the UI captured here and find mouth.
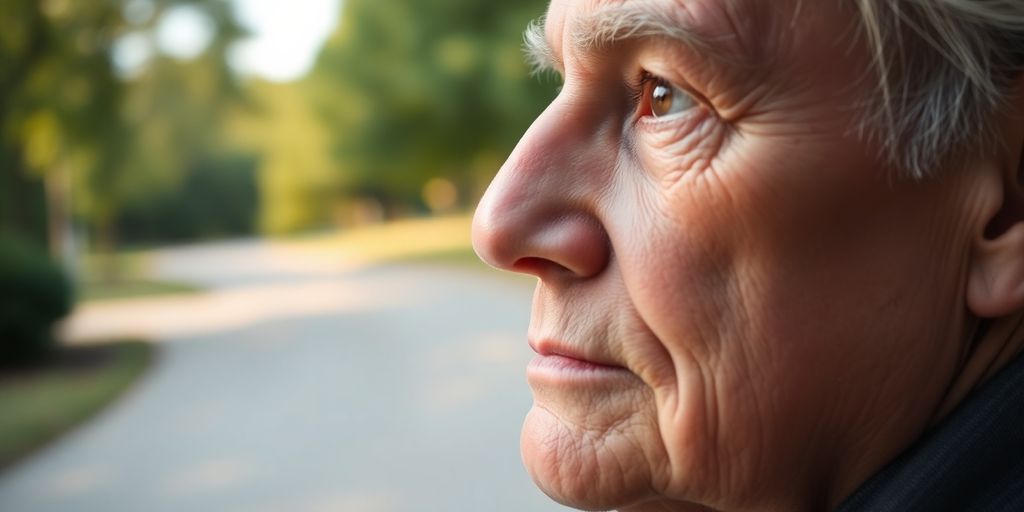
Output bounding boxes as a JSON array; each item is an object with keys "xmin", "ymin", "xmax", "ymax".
[{"xmin": 527, "ymin": 340, "xmax": 632, "ymax": 383}]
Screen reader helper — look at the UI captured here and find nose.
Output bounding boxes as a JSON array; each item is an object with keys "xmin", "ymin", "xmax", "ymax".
[{"xmin": 471, "ymin": 101, "xmax": 611, "ymax": 281}]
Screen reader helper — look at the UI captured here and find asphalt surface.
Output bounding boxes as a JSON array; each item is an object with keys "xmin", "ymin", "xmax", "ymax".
[{"xmin": 0, "ymin": 240, "xmax": 569, "ymax": 512}]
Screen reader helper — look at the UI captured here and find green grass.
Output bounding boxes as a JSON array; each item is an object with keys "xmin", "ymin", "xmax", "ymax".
[
  {"xmin": 306, "ymin": 218, "xmax": 533, "ymax": 284},
  {"xmin": 291, "ymin": 215, "xmax": 476, "ymax": 266},
  {"xmin": 78, "ymin": 278, "xmax": 202, "ymax": 302},
  {"xmin": 395, "ymin": 246, "xmax": 538, "ymax": 288},
  {"xmin": 81, "ymin": 250, "xmax": 150, "ymax": 279},
  {"xmin": 78, "ymin": 250, "xmax": 203, "ymax": 302},
  {"xmin": 0, "ymin": 341, "xmax": 154, "ymax": 469}
]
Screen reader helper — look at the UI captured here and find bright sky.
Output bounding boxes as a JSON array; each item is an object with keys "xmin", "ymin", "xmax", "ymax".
[
  {"xmin": 112, "ymin": 0, "xmax": 341, "ymax": 83},
  {"xmin": 228, "ymin": 0, "xmax": 341, "ymax": 82}
]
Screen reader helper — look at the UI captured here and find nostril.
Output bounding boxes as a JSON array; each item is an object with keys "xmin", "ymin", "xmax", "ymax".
[
  {"xmin": 471, "ymin": 166, "xmax": 611, "ymax": 279},
  {"xmin": 512, "ymin": 256, "xmax": 571, "ymax": 277},
  {"xmin": 473, "ymin": 211, "xmax": 611, "ymax": 279}
]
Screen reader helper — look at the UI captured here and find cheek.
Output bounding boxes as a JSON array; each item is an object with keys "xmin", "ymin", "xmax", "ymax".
[
  {"xmin": 611, "ymin": 116, "xmax": 742, "ymax": 365},
  {"xmin": 616, "ymin": 129, "xmax": 968, "ymax": 503},
  {"xmin": 605, "ymin": 164, "xmax": 752, "ymax": 499},
  {"xmin": 610, "ymin": 147, "xmax": 746, "ymax": 364},
  {"xmin": 601, "ymin": 128, "xmax": 906, "ymax": 501}
]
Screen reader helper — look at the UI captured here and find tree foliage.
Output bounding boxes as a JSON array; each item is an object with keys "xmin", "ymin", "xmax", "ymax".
[
  {"xmin": 0, "ymin": 235, "xmax": 72, "ymax": 365},
  {"xmin": 310, "ymin": 0, "xmax": 554, "ymax": 214},
  {"xmin": 0, "ymin": 0, "xmax": 125, "ymax": 247},
  {"xmin": 226, "ymin": 80, "xmax": 341, "ymax": 235},
  {"xmin": 0, "ymin": 0, "xmax": 249, "ymax": 252},
  {"xmin": 1, "ymin": 0, "xmax": 559, "ymax": 242}
]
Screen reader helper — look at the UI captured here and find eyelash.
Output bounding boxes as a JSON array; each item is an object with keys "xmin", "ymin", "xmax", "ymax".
[
  {"xmin": 627, "ymin": 71, "xmax": 658, "ymax": 114},
  {"xmin": 627, "ymin": 70, "xmax": 716, "ymax": 124}
]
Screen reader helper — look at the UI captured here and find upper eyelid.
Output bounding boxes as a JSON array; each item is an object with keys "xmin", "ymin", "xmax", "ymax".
[
  {"xmin": 641, "ymin": 69, "xmax": 715, "ymax": 113},
  {"xmin": 637, "ymin": 73, "xmax": 697, "ymax": 104}
]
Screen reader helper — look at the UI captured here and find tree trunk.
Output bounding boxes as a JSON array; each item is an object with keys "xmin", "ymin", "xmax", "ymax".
[
  {"xmin": 44, "ymin": 161, "xmax": 77, "ymax": 279},
  {"xmin": 94, "ymin": 212, "xmax": 121, "ymax": 284}
]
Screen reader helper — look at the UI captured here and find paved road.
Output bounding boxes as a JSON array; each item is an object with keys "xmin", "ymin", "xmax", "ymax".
[{"xmin": 0, "ymin": 240, "xmax": 569, "ymax": 512}]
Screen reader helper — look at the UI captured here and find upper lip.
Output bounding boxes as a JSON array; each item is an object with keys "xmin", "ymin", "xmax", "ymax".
[{"xmin": 529, "ymin": 338, "xmax": 624, "ymax": 368}]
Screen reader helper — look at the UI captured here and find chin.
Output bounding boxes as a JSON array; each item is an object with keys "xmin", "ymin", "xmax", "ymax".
[{"xmin": 520, "ymin": 405, "xmax": 657, "ymax": 511}]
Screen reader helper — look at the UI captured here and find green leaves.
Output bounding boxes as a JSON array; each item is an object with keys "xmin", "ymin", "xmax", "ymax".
[
  {"xmin": 1, "ymin": 0, "xmax": 560, "ymax": 244},
  {"xmin": 309, "ymin": 0, "xmax": 553, "ymax": 214}
]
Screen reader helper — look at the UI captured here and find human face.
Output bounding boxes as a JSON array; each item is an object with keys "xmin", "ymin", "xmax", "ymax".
[{"xmin": 472, "ymin": 0, "xmax": 992, "ymax": 510}]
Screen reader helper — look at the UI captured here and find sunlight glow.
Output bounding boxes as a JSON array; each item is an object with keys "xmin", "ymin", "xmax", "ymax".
[
  {"xmin": 228, "ymin": 0, "xmax": 341, "ymax": 82},
  {"xmin": 156, "ymin": 5, "xmax": 215, "ymax": 59},
  {"xmin": 111, "ymin": 31, "xmax": 153, "ymax": 79}
]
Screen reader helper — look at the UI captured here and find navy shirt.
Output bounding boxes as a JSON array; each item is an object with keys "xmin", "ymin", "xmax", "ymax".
[{"xmin": 837, "ymin": 354, "xmax": 1024, "ymax": 511}]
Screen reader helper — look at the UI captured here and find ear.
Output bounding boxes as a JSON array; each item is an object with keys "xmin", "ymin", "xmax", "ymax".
[
  {"xmin": 967, "ymin": 219, "xmax": 1024, "ymax": 318},
  {"xmin": 967, "ymin": 82, "xmax": 1024, "ymax": 318}
]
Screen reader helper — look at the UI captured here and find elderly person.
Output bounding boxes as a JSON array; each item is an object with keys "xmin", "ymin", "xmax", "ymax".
[{"xmin": 471, "ymin": 1, "xmax": 1024, "ymax": 511}]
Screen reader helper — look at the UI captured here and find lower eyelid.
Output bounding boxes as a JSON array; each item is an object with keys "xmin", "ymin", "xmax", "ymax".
[
  {"xmin": 634, "ymin": 106, "xmax": 714, "ymax": 138},
  {"xmin": 643, "ymin": 101, "xmax": 703, "ymax": 122}
]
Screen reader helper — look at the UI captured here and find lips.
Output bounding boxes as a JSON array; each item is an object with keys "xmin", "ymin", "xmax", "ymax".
[
  {"xmin": 529, "ymin": 353, "xmax": 622, "ymax": 371},
  {"xmin": 526, "ymin": 339, "xmax": 634, "ymax": 391},
  {"xmin": 528, "ymin": 339, "xmax": 627, "ymax": 371}
]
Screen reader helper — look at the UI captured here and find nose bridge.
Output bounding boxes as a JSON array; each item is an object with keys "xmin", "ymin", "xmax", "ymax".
[
  {"xmin": 484, "ymin": 102, "xmax": 583, "ymax": 217},
  {"xmin": 472, "ymin": 97, "xmax": 613, "ymax": 279}
]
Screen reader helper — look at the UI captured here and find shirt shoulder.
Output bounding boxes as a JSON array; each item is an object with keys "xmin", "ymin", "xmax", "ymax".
[{"xmin": 837, "ymin": 353, "xmax": 1024, "ymax": 512}]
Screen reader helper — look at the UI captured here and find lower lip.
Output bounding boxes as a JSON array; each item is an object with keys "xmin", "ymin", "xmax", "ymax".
[{"xmin": 527, "ymin": 354, "xmax": 631, "ymax": 383}]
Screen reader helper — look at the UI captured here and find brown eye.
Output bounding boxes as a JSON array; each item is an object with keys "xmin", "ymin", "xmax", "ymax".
[
  {"xmin": 651, "ymin": 83, "xmax": 674, "ymax": 116},
  {"xmin": 644, "ymin": 76, "xmax": 694, "ymax": 118}
]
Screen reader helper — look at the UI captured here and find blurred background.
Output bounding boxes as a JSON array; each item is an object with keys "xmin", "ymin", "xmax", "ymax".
[{"xmin": 0, "ymin": 0, "xmax": 568, "ymax": 510}]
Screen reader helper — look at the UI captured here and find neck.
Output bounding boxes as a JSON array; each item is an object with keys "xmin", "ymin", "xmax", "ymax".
[{"xmin": 930, "ymin": 311, "xmax": 1024, "ymax": 424}]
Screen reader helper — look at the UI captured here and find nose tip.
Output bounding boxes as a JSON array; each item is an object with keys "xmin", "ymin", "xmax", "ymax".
[
  {"xmin": 471, "ymin": 182, "xmax": 610, "ymax": 280},
  {"xmin": 471, "ymin": 197, "xmax": 511, "ymax": 270},
  {"xmin": 471, "ymin": 187, "xmax": 525, "ymax": 272}
]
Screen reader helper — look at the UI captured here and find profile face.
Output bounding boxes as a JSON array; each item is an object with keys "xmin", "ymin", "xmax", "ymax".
[{"xmin": 472, "ymin": 0, "xmax": 990, "ymax": 510}]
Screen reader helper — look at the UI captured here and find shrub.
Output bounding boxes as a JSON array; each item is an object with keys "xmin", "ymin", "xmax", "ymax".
[{"xmin": 0, "ymin": 237, "xmax": 73, "ymax": 367}]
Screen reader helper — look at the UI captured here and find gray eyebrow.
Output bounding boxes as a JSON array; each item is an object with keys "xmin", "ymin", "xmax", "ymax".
[
  {"xmin": 523, "ymin": 5, "xmax": 729, "ymax": 76},
  {"xmin": 523, "ymin": 17, "xmax": 556, "ymax": 75}
]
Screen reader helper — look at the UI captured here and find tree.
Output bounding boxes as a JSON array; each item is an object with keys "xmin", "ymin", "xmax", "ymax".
[
  {"xmin": 225, "ymin": 80, "xmax": 341, "ymax": 235},
  {"xmin": 0, "ymin": 0, "xmax": 247, "ymax": 264},
  {"xmin": 309, "ymin": 0, "xmax": 554, "ymax": 218},
  {"xmin": 77, "ymin": 0, "xmax": 248, "ymax": 254},
  {"xmin": 0, "ymin": 0, "xmax": 126, "ymax": 267}
]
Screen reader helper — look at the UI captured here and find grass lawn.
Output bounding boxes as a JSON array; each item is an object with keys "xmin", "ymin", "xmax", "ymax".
[
  {"xmin": 0, "ymin": 341, "xmax": 154, "ymax": 470},
  {"xmin": 292, "ymin": 214, "xmax": 477, "ymax": 266},
  {"xmin": 78, "ymin": 250, "xmax": 202, "ymax": 302},
  {"xmin": 77, "ymin": 278, "xmax": 202, "ymax": 302},
  {"xmin": 292, "ymin": 215, "xmax": 534, "ymax": 286},
  {"xmin": 77, "ymin": 215, "xmax": 502, "ymax": 301}
]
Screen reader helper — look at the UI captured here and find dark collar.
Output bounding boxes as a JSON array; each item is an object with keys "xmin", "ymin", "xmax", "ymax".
[{"xmin": 836, "ymin": 354, "xmax": 1024, "ymax": 511}]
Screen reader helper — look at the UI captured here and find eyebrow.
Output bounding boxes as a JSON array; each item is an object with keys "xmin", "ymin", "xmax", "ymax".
[{"xmin": 523, "ymin": 4, "xmax": 730, "ymax": 75}]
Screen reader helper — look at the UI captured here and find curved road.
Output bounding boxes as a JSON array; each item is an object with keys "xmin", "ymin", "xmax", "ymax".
[{"xmin": 0, "ymin": 240, "xmax": 568, "ymax": 512}]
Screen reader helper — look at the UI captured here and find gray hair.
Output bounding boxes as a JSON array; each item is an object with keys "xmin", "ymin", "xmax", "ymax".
[{"xmin": 852, "ymin": 0, "xmax": 1024, "ymax": 178}]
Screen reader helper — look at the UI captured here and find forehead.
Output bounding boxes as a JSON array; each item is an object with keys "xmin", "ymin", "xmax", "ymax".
[
  {"xmin": 540, "ymin": 0, "xmax": 867, "ymax": 97},
  {"xmin": 541, "ymin": 0, "xmax": 847, "ymax": 69},
  {"xmin": 545, "ymin": 0, "xmax": 769, "ymax": 52}
]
